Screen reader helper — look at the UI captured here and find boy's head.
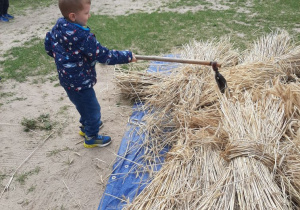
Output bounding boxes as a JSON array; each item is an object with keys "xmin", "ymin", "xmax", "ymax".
[{"xmin": 59, "ymin": 0, "xmax": 91, "ymax": 26}]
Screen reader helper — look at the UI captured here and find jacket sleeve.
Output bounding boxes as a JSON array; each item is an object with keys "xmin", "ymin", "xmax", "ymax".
[
  {"xmin": 82, "ymin": 33, "xmax": 132, "ymax": 65},
  {"xmin": 44, "ymin": 32, "xmax": 54, "ymax": 58}
]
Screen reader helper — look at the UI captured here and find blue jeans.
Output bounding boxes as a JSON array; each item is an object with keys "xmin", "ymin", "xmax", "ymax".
[
  {"xmin": 65, "ymin": 87, "xmax": 101, "ymax": 137},
  {"xmin": 0, "ymin": 0, "xmax": 9, "ymax": 16}
]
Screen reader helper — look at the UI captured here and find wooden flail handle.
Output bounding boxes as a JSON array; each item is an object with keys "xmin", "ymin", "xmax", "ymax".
[{"xmin": 135, "ymin": 55, "xmax": 222, "ymax": 68}]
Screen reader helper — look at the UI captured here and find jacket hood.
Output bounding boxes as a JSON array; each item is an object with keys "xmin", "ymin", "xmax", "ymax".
[{"xmin": 52, "ymin": 18, "xmax": 90, "ymax": 50}]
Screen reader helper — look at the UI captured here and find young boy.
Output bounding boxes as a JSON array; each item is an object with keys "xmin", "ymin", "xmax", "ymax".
[{"xmin": 45, "ymin": 0, "xmax": 136, "ymax": 148}]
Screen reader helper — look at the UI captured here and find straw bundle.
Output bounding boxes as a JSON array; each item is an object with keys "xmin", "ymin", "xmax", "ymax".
[
  {"xmin": 177, "ymin": 107, "xmax": 224, "ymax": 138},
  {"xmin": 242, "ymin": 30, "xmax": 300, "ymax": 78},
  {"xmin": 276, "ymin": 135, "xmax": 300, "ymax": 207},
  {"xmin": 266, "ymin": 78, "xmax": 300, "ymax": 119},
  {"xmin": 242, "ymin": 30, "xmax": 292, "ymax": 64},
  {"xmin": 277, "ymin": 45, "xmax": 300, "ymax": 77},
  {"xmin": 221, "ymin": 62, "xmax": 284, "ymax": 92},
  {"xmin": 194, "ymin": 93, "xmax": 290, "ymax": 209},
  {"xmin": 181, "ymin": 37, "xmax": 239, "ymax": 67},
  {"xmin": 114, "ymin": 69, "xmax": 165, "ymax": 101},
  {"xmin": 144, "ymin": 67, "xmax": 219, "ymax": 109}
]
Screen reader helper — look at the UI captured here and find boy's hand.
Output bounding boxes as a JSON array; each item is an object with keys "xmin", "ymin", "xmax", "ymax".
[{"xmin": 131, "ymin": 53, "xmax": 137, "ymax": 63}]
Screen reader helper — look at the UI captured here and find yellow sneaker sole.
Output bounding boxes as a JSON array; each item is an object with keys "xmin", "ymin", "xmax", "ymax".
[
  {"xmin": 83, "ymin": 140, "xmax": 112, "ymax": 148},
  {"xmin": 83, "ymin": 143, "xmax": 98, "ymax": 148},
  {"xmin": 79, "ymin": 130, "xmax": 85, "ymax": 137}
]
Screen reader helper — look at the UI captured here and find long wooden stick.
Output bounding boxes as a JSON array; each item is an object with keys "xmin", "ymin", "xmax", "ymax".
[{"xmin": 135, "ymin": 55, "xmax": 222, "ymax": 67}]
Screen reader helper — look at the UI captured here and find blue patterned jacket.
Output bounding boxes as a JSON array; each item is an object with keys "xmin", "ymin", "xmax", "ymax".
[{"xmin": 45, "ymin": 18, "xmax": 133, "ymax": 91}]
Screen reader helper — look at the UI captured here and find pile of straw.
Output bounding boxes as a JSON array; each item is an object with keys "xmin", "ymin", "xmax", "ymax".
[
  {"xmin": 242, "ymin": 30, "xmax": 293, "ymax": 64},
  {"xmin": 114, "ymin": 30, "xmax": 300, "ymax": 209}
]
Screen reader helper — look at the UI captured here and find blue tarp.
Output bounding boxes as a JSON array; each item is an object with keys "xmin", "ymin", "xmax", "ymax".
[{"xmin": 98, "ymin": 55, "xmax": 179, "ymax": 210}]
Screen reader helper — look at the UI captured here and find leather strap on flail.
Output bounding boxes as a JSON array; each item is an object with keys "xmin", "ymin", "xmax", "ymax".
[{"xmin": 210, "ymin": 61, "xmax": 219, "ymax": 72}]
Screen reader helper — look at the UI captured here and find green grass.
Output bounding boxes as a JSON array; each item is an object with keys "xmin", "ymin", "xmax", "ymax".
[
  {"xmin": 46, "ymin": 147, "xmax": 71, "ymax": 157},
  {"xmin": 58, "ymin": 105, "xmax": 70, "ymax": 115},
  {"xmin": 21, "ymin": 114, "xmax": 55, "ymax": 132},
  {"xmin": 0, "ymin": 0, "xmax": 299, "ymax": 82},
  {"xmin": 0, "ymin": 172, "xmax": 7, "ymax": 184},
  {"xmin": 16, "ymin": 166, "xmax": 41, "ymax": 185},
  {"xmin": 166, "ymin": 0, "xmax": 211, "ymax": 8},
  {"xmin": 27, "ymin": 185, "xmax": 36, "ymax": 194},
  {"xmin": 88, "ymin": 1, "xmax": 299, "ymax": 53},
  {"xmin": 0, "ymin": 38, "xmax": 56, "ymax": 82},
  {"xmin": 9, "ymin": 0, "xmax": 56, "ymax": 14},
  {"xmin": 0, "ymin": 92, "xmax": 15, "ymax": 98}
]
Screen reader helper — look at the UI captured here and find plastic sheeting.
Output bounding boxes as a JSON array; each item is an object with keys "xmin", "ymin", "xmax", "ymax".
[{"xmin": 99, "ymin": 56, "xmax": 179, "ymax": 210}]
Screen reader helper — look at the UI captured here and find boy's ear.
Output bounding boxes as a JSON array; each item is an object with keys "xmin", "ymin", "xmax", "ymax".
[{"xmin": 68, "ymin": 13, "xmax": 76, "ymax": 22}]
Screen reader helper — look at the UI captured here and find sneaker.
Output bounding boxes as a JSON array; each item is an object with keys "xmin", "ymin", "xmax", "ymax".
[
  {"xmin": 0, "ymin": 16, "xmax": 9, "ymax": 22},
  {"xmin": 3, "ymin": 14, "xmax": 14, "ymax": 19},
  {"xmin": 79, "ymin": 122, "xmax": 103, "ymax": 137},
  {"xmin": 84, "ymin": 135, "xmax": 111, "ymax": 148}
]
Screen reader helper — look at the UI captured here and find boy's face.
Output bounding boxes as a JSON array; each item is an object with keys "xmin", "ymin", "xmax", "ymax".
[{"xmin": 74, "ymin": 3, "xmax": 91, "ymax": 26}]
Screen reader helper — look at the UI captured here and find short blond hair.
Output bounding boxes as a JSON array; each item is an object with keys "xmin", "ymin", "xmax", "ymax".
[{"xmin": 59, "ymin": 0, "xmax": 91, "ymax": 19}]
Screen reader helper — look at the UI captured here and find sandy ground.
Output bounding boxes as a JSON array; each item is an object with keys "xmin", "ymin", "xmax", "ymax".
[{"xmin": 0, "ymin": 1, "xmax": 230, "ymax": 209}]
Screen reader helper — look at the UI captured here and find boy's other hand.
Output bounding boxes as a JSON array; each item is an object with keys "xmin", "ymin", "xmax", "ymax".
[{"xmin": 131, "ymin": 53, "xmax": 137, "ymax": 63}]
